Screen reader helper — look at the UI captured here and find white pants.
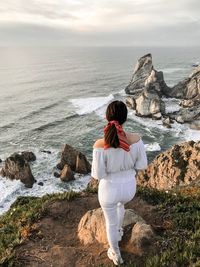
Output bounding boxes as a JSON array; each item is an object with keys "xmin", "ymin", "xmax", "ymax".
[{"xmin": 98, "ymin": 170, "xmax": 136, "ymax": 256}]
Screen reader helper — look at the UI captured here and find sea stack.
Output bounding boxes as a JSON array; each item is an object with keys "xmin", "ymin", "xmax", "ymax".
[
  {"xmin": 125, "ymin": 53, "xmax": 169, "ymax": 96},
  {"xmin": 0, "ymin": 153, "xmax": 36, "ymax": 188},
  {"xmin": 125, "ymin": 54, "xmax": 167, "ymax": 119},
  {"xmin": 125, "ymin": 53, "xmax": 200, "ymax": 126}
]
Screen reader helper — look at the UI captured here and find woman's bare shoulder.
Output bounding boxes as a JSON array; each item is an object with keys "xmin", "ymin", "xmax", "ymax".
[
  {"xmin": 126, "ymin": 132, "xmax": 141, "ymax": 145},
  {"xmin": 93, "ymin": 138, "xmax": 105, "ymax": 148}
]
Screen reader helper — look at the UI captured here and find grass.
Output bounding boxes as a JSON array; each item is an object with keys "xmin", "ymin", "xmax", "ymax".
[
  {"xmin": 99, "ymin": 185, "xmax": 200, "ymax": 267},
  {"xmin": 0, "ymin": 186, "xmax": 200, "ymax": 267},
  {"xmin": 0, "ymin": 190, "xmax": 79, "ymax": 266},
  {"xmin": 137, "ymin": 186, "xmax": 200, "ymax": 267}
]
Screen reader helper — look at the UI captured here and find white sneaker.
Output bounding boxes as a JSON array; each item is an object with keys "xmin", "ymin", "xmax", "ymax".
[
  {"xmin": 107, "ymin": 248, "xmax": 124, "ymax": 265},
  {"xmin": 118, "ymin": 227, "xmax": 124, "ymax": 241}
]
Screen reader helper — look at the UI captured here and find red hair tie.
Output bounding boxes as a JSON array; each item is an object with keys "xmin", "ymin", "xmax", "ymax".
[{"xmin": 104, "ymin": 120, "xmax": 130, "ymax": 151}]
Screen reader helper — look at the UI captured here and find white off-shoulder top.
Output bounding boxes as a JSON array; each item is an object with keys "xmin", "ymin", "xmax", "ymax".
[{"xmin": 91, "ymin": 139, "xmax": 148, "ymax": 180}]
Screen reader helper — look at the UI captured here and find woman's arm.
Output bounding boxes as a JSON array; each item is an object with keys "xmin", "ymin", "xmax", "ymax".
[{"xmin": 91, "ymin": 139, "xmax": 107, "ymax": 180}]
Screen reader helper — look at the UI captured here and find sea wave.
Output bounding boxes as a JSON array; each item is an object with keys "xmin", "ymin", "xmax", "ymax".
[
  {"xmin": 181, "ymin": 127, "xmax": 200, "ymax": 142},
  {"xmin": 162, "ymin": 67, "xmax": 187, "ymax": 74},
  {"xmin": 69, "ymin": 94, "xmax": 114, "ymax": 115},
  {"xmin": 0, "ymin": 122, "xmax": 16, "ymax": 131},
  {"xmin": 0, "ymin": 102, "xmax": 62, "ymax": 131},
  {"xmin": 128, "ymin": 110, "xmax": 170, "ymax": 131},
  {"xmin": 145, "ymin": 143, "xmax": 161, "ymax": 152},
  {"xmin": 21, "ymin": 101, "xmax": 61, "ymax": 120},
  {"xmin": 33, "ymin": 114, "xmax": 79, "ymax": 132}
]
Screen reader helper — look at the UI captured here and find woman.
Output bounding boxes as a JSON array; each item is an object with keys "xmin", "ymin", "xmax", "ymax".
[{"xmin": 91, "ymin": 100, "xmax": 147, "ymax": 265}]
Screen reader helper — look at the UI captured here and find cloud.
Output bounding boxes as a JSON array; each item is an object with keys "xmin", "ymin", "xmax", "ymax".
[{"xmin": 0, "ymin": 0, "xmax": 200, "ymax": 46}]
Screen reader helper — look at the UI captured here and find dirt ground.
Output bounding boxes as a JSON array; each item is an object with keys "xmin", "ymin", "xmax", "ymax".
[{"xmin": 13, "ymin": 192, "xmax": 166, "ymax": 267}]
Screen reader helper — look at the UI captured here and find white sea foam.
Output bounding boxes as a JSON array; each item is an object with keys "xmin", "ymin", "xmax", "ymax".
[
  {"xmin": 128, "ymin": 109, "xmax": 169, "ymax": 131},
  {"xmin": 118, "ymin": 89, "xmax": 127, "ymax": 97},
  {"xmin": 180, "ymin": 127, "xmax": 200, "ymax": 142},
  {"xmin": 145, "ymin": 143, "xmax": 161, "ymax": 151},
  {"xmin": 69, "ymin": 94, "xmax": 114, "ymax": 115},
  {"xmin": 127, "ymin": 108, "xmax": 200, "ymax": 143},
  {"xmin": 162, "ymin": 97, "xmax": 181, "ymax": 113}
]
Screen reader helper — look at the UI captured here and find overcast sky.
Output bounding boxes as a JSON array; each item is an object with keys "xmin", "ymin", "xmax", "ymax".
[{"xmin": 0, "ymin": 0, "xmax": 200, "ymax": 46}]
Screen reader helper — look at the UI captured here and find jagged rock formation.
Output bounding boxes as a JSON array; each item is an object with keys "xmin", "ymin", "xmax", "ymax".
[
  {"xmin": 166, "ymin": 67, "xmax": 200, "ymax": 124},
  {"xmin": 137, "ymin": 141, "xmax": 200, "ymax": 190},
  {"xmin": 55, "ymin": 144, "xmax": 91, "ymax": 181},
  {"xmin": 162, "ymin": 117, "xmax": 172, "ymax": 128},
  {"xmin": 87, "ymin": 177, "xmax": 99, "ymax": 191},
  {"xmin": 0, "ymin": 153, "xmax": 36, "ymax": 188},
  {"xmin": 125, "ymin": 54, "xmax": 168, "ymax": 119},
  {"xmin": 21, "ymin": 151, "xmax": 36, "ymax": 162},
  {"xmin": 168, "ymin": 105, "xmax": 200, "ymax": 123},
  {"xmin": 134, "ymin": 83, "xmax": 165, "ymax": 119},
  {"xmin": 180, "ymin": 94, "xmax": 200, "ymax": 108},
  {"xmin": 78, "ymin": 208, "xmax": 154, "ymax": 251},
  {"xmin": 125, "ymin": 54, "xmax": 200, "ymax": 125},
  {"xmin": 56, "ymin": 144, "xmax": 91, "ymax": 174},
  {"xmin": 125, "ymin": 54, "xmax": 169, "ymax": 96},
  {"xmin": 60, "ymin": 164, "xmax": 75, "ymax": 182},
  {"xmin": 126, "ymin": 96, "xmax": 136, "ymax": 109},
  {"xmin": 168, "ymin": 66, "xmax": 200, "ymax": 99}
]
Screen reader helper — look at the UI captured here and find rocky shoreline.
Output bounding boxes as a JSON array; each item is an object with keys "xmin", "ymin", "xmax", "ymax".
[
  {"xmin": 125, "ymin": 54, "xmax": 200, "ymax": 129},
  {"xmin": 0, "ymin": 140, "xmax": 199, "ymax": 191},
  {"xmin": 0, "ymin": 53, "xmax": 199, "ymax": 266},
  {"xmin": 0, "ymin": 144, "xmax": 91, "ymax": 188},
  {"xmin": 0, "ymin": 54, "xmax": 199, "ymax": 190},
  {"xmin": 0, "ymin": 136, "xmax": 199, "ymax": 267}
]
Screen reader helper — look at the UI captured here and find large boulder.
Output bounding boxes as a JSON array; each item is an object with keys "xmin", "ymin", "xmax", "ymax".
[
  {"xmin": 129, "ymin": 222, "xmax": 154, "ymax": 250},
  {"xmin": 125, "ymin": 54, "xmax": 200, "ymax": 123},
  {"xmin": 190, "ymin": 120, "xmax": 200, "ymax": 130},
  {"xmin": 78, "ymin": 208, "xmax": 154, "ymax": 252},
  {"xmin": 21, "ymin": 151, "xmax": 36, "ymax": 162},
  {"xmin": 87, "ymin": 177, "xmax": 99, "ymax": 191},
  {"xmin": 0, "ymin": 153, "xmax": 35, "ymax": 188},
  {"xmin": 56, "ymin": 144, "xmax": 91, "ymax": 174},
  {"xmin": 125, "ymin": 54, "xmax": 169, "ymax": 96},
  {"xmin": 134, "ymin": 84, "xmax": 165, "ymax": 119},
  {"xmin": 180, "ymin": 94, "xmax": 200, "ymax": 108},
  {"xmin": 126, "ymin": 96, "xmax": 136, "ymax": 109},
  {"xmin": 137, "ymin": 141, "xmax": 200, "ymax": 190},
  {"xmin": 162, "ymin": 117, "xmax": 172, "ymax": 128},
  {"xmin": 165, "ymin": 67, "xmax": 200, "ymax": 124},
  {"xmin": 168, "ymin": 66, "xmax": 200, "ymax": 99},
  {"xmin": 168, "ymin": 105, "xmax": 200, "ymax": 123},
  {"xmin": 60, "ymin": 164, "xmax": 75, "ymax": 182}
]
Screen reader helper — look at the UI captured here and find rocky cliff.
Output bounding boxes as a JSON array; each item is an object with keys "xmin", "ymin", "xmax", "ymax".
[{"xmin": 137, "ymin": 140, "xmax": 200, "ymax": 190}]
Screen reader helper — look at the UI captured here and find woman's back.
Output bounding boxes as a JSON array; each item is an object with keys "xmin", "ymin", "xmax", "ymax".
[{"xmin": 92, "ymin": 133, "xmax": 147, "ymax": 180}]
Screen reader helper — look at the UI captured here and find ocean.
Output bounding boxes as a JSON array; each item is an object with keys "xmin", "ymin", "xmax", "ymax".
[{"xmin": 0, "ymin": 46, "xmax": 199, "ymax": 215}]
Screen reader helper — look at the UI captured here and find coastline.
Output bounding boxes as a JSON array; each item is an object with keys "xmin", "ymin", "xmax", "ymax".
[{"xmin": 0, "ymin": 48, "xmax": 199, "ymax": 266}]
